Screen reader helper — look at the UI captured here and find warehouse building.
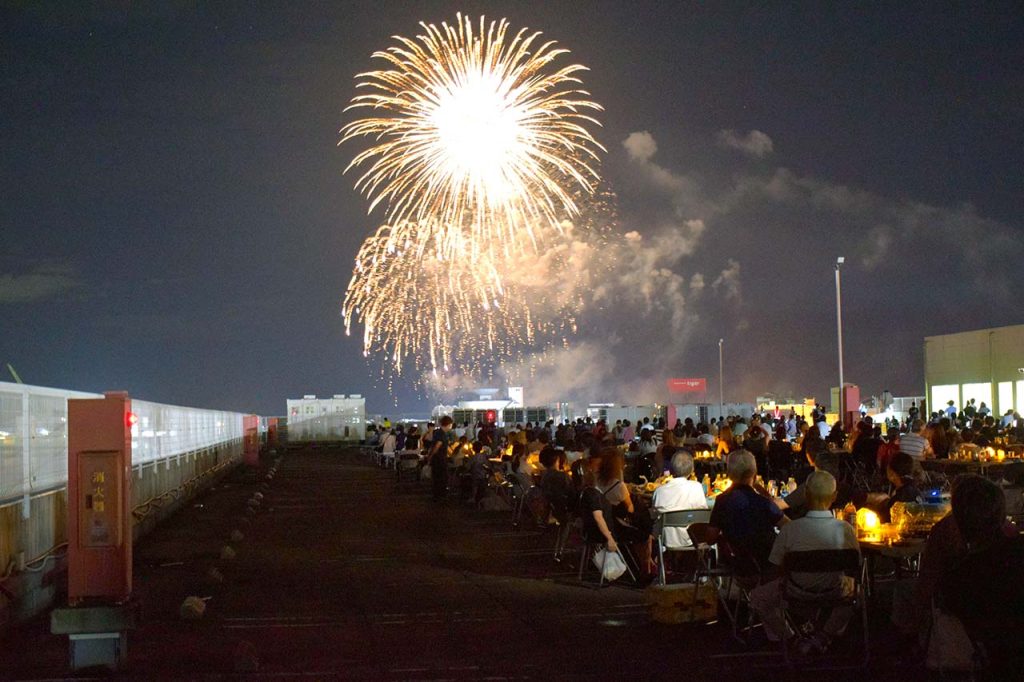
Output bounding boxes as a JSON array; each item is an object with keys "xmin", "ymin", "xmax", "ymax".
[{"xmin": 924, "ymin": 324, "xmax": 1024, "ymax": 418}]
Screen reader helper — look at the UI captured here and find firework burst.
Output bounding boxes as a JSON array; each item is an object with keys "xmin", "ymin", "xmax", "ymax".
[{"xmin": 340, "ymin": 15, "xmax": 606, "ymax": 379}]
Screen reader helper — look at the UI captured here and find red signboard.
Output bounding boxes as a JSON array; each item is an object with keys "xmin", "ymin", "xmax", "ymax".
[{"xmin": 667, "ymin": 378, "xmax": 707, "ymax": 393}]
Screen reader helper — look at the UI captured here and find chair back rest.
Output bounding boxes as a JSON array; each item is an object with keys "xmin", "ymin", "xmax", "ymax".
[
  {"xmin": 685, "ymin": 521, "xmax": 714, "ymax": 546},
  {"xmin": 782, "ymin": 548, "xmax": 861, "ymax": 576},
  {"xmin": 511, "ymin": 471, "xmax": 533, "ymax": 492},
  {"xmin": 656, "ymin": 509, "xmax": 711, "ymax": 535},
  {"xmin": 716, "ymin": 536, "xmax": 763, "ymax": 577}
]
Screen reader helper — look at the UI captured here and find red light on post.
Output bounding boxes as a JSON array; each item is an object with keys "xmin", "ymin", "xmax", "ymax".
[{"xmin": 125, "ymin": 412, "xmax": 138, "ymax": 429}]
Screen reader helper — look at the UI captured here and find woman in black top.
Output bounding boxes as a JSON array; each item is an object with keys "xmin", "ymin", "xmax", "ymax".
[{"xmin": 882, "ymin": 451, "xmax": 921, "ymax": 522}]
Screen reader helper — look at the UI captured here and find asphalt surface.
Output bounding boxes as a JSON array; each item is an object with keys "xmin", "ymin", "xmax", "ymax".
[{"xmin": 1, "ymin": 446, "xmax": 930, "ymax": 680}]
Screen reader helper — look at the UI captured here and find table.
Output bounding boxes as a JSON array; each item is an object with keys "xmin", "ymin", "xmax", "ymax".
[
  {"xmin": 858, "ymin": 536, "xmax": 925, "ymax": 597},
  {"xmin": 920, "ymin": 458, "xmax": 1023, "ymax": 480}
]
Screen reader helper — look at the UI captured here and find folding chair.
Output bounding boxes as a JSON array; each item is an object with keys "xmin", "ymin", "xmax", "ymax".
[
  {"xmin": 654, "ymin": 509, "xmax": 711, "ymax": 585},
  {"xmin": 509, "ymin": 471, "xmax": 536, "ymax": 530},
  {"xmin": 687, "ymin": 523, "xmax": 762, "ymax": 643},
  {"xmin": 839, "ymin": 456, "xmax": 871, "ymax": 493},
  {"xmin": 394, "ymin": 452, "xmax": 421, "ymax": 485},
  {"xmin": 779, "ymin": 549, "xmax": 868, "ymax": 669},
  {"xmin": 553, "ymin": 513, "xmax": 578, "ymax": 562}
]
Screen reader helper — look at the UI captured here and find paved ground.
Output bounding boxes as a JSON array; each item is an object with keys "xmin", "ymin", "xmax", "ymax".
[{"xmin": 1, "ymin": 446, "xmax": 930, "ymax": 680}]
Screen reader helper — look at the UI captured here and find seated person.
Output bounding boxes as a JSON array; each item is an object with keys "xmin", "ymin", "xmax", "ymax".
[
  {"xmin": 775, "ymin": 444, "xmax": 853, "ymax": 519},
  {"xmin": 750, "ymin": 471, "xmax": 859, "ymax": 647},
  {"xmin": 579, "ymin": 466, "xmax": 646, "ymax": 570},
  {"xmin": 595, "ymin": 446, "xmax": 654, "ymax": 576},
  {"xmin": 696, "ymin": 423, "xmax": 715, "ymax": 448},
  {"xmin": 538, "ymin": 445, "xmax": 575, "ymax": 521},
  {"xmin": 450, "ymin": 435, "xmax": 471, "ymax": 467},
  {"xmin": 651, "ymin": 450, "xmax": 708, "ymax": 549},
  {"xmin": 879, "ymin": 452, "xmax": 921, "ymax": 523},
  {"xmin": 744, "ymin": 425, "xmax": 768, "ymax": 475},
  {"xmin": 915, "ymin": 475, "xmax": 1019, "ymax": 625},
  {"xmin": 938, "ymin": 475, "xmax": 1024, "ymax": 676},
  {"xmin": 708, "ymin": 450, "xmax": 789, "ymax": 577}
]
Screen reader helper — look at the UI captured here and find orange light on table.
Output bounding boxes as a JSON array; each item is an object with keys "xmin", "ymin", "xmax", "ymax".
[{"xmin": 856, "ymin": 508, "xmax": 880, "ymax": 536}]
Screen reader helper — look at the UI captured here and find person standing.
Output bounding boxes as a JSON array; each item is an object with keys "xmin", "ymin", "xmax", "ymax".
[{"xmin": 428, "ymin": 416, "xmax": 454, "ymax": 502}]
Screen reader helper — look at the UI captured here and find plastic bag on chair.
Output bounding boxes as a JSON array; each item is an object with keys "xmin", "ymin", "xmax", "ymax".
[
  {"xmin": 593, "ymin": 548, "xmax": 628, "ymax": 582},
  {"xmin": 926, "ymin": 610, "xmax": 978, "ymax": 672}
]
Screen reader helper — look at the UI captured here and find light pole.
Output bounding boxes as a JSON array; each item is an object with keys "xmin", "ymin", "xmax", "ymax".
[
  {"xmin": 718, "ymin": 338, "xmax": 724, "ymax": 422},
  {"xmin": 835, "ymin": 257, "xmax": 845, "ymax": 428}
]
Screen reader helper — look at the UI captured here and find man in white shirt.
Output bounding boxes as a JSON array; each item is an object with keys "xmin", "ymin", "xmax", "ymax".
[
  {"xmin": 816, "ymin": 416, "xmax": 830, "ymax": 439},
  {"xmin": 749, "ymin": 471, "xmax": 859, "ymax": 645},
  {"xmin": 651, "ymin": 450, "xmax": 708, "ymax": 548},
  {"xmin": 898, "ymin": 419, "xmax": 932, "ymax": 460}
]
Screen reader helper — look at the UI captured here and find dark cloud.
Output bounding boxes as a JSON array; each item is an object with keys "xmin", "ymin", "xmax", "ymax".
[{"xmin": 0, "ymin": 263, "xmax": 82, "ymax": 303}]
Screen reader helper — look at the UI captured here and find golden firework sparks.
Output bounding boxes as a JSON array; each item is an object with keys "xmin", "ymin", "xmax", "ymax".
[{"xmin": 340, "ymin": 15, "xmax": 606, "ymax": 378}]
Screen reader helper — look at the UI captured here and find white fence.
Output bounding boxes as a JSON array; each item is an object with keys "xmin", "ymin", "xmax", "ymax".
[{"xmin": 0, "ymin": 381, "xmax": 246, "ymax": 508}]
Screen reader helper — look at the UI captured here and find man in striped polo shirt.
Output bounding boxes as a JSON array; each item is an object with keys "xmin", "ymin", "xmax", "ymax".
[{"xmin": 898, "ymin": 419, "xmax": 932, "ymax": 460}]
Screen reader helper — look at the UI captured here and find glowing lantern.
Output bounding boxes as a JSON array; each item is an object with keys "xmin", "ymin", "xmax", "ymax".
[{"xmin": 856, "ymin": 508, "xmax": 880, "ymax": 535}]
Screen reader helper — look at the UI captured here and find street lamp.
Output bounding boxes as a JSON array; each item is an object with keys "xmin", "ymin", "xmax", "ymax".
[
  {"xmin": 835, "ymin": 257, "xmax": 845, "ymax": 428},
  {"xmin": 718, "ymin": 338, "xmax": 724, "ymax": 421}
]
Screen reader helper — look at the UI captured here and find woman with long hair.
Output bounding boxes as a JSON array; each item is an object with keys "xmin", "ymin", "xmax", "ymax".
[
  {"xmin": 928, "ymin": 420, "xmax": 951, "ymax": 459},
  {"xmin": 716, "ymin": 425, "xmax": 736, "ymax": 457},
  {"xmin": 593, "ymin": 446, "xmax": 655, "ymax": 579}
]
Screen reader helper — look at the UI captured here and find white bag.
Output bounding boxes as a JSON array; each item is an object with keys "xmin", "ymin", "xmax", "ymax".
[
  {"xmin": 592, "ymin": 548, "xmax": 628, "ymax": 582},
  {"xmin": 926, "ymin": 609, "xmax": 978, "ymax": 672}
]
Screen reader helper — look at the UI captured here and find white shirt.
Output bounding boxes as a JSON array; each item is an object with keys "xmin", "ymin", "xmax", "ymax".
[
  {"xmin": 381, "ymin": 433, "xmax": 397, "ymax": 455},
  {"xmin": 768, "ymin": 510, "xmax": 858, "ymax": 596},
  {"xmin": 651, "ymin": 478, "xmax": 708, "ymax": 548},
  {"xmin": 816, "ymin": 421, "xmax": 830, "ymax": 439}
]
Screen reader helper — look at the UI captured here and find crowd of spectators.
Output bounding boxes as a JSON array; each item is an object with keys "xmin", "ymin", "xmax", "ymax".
[{"xmin": 363, "ymin": 404, "xmax": 1024, "ymax": 672}]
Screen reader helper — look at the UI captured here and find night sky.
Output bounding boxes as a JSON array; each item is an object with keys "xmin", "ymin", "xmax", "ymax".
[{"xmin": 2, "ymin": 2, "xmax": 1022, "ymax": 417}]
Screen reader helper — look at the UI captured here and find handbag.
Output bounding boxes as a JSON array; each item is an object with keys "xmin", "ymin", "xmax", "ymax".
[{"xmin": 592, "ymin": 547, "xmax": 628, "ymax": 582}]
